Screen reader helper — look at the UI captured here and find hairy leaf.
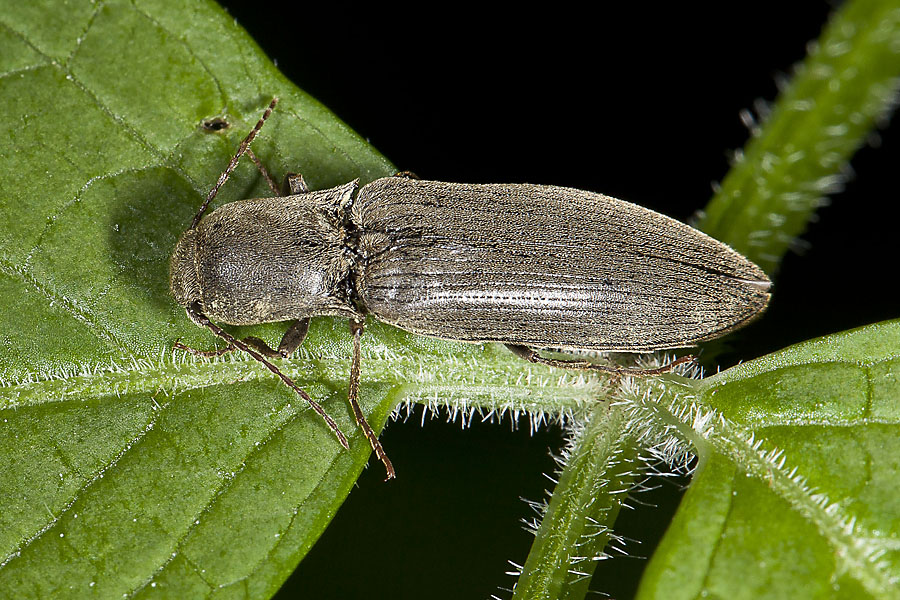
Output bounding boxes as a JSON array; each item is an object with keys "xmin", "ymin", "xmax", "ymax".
[
  {"xmin": 0, "ymin": 1, "xmax": 603, "ymax": 597},
  {"xmin": 633, "ymin": 319, "xmax": 900, "ymax": 599}
]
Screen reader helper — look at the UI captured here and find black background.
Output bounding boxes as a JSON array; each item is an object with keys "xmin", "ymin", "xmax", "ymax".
[{"xmin": 218, "ymin": 3, "xmax": 898, "ymax": 598}]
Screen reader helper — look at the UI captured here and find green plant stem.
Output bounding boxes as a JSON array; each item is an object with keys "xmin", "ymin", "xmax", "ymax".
[
  {"xmin": 697, "ymin": 0, "xmax": 900, "ymax": 272},
  {"xmin": 513, "ymin": 402, "xmax": 638, "ymax": 600}
]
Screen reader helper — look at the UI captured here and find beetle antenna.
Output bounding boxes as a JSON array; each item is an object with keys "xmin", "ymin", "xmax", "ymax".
[
  {"xmin": 246, "ymin": 147, "xmax": 281, "ymax": 195},
  {"xmin": 184, "ymin": 303, "xmax": 350, "ymax": 450},
  {"xmin": 349, "ymin": 319, "xmax": 396, "ymax": 480},
  {"xmin": 191, "ymin": 97, "xmax": 279, "ymax": 229}
]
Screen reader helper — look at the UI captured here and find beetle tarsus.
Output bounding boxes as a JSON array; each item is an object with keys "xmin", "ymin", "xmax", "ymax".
[{"xmin": 282, "ymin": 172, "xmax": 310, "ymax": 195}]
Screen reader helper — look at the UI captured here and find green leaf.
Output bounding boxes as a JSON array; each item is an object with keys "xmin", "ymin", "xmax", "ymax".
[
  {"xmin": 0, "ymin": 2, "xmax": 614, "ymax": 597},
  {"xmin": 0, "ymin": 1, "xmax": 394, "ymax": 597},
  {"xmin": 515, "ymin": 321, "xmax": 900, "ymax": 599},
  {"xmin": 630, "ymin": 1, "xmax": 900, "ymax": 595},
  {"xmin": 632, "ymin": 319, "xmax": 900, "ymax": 599},
  {"xmin": 4, "ymin": 1, "xmax": 900, "ymax": 599}
]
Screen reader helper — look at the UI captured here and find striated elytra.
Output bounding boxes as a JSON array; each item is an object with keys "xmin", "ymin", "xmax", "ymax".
[
  {"xmin": 170, "ymin": 99, "xmax": 771, "ymax": 479},
  {"xmin": 173, "ymin": 177, "xmax": 770, "ymax": 349}
]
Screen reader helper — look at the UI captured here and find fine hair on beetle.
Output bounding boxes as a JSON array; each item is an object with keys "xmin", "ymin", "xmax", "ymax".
[{"xmin": 170, "ymin": 98, "xmax": 772, "ymax": 481}]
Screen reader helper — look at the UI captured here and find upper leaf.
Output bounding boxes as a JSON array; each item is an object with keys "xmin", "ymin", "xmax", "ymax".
[
  {"xmin": 635, "ymin": 319, "xmax": 900, "ymax": 599},
  {"xmin": 0, "ymin": 1, "xmax": 395, "ymax": 597},
  {"xmin": 0, "ymin": 2, "xmax": 615, "ymax": 597}
]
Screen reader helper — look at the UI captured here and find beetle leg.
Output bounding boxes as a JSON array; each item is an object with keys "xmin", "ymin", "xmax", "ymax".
[
  {"xmin": 392, "ymin": 170, "xmax": 420, "ymax": 179},
  {"xmin": 349, "ymin": 319, "xmax": 396, "ymax": 481},
  {"xmin": 223, "ymin": 318, "xmax": 311, "ymax": 357},
  {"xmin": 277, "ymin": 318, "xmax": 310, "ymax": 356},
  {"xmin": 182, "ymin": 303, "xmax": 350, "ymax": 449},
  {"xmin": 506, "ymin": 344, "xmax": 695, "ymax": 376},
  {"xmin": 173, "ymin": 328, "xmax": 304, "ymax": 359},
  {"xmin": 241, "ymin": 336, "xmax": 282, "ymax": 357},
  {"xmin": 281, "ymin": 172, "xmax": 310, "ymax": 195}
]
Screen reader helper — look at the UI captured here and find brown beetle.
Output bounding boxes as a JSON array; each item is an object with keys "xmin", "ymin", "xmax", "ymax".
[{"xmin": 171, "ymin": 99, "xmax": 770, "ymax": 480}]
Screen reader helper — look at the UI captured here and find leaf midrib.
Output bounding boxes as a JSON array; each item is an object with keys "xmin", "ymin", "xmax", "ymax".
[{"xmin": 0, "ymin": 346, "xmax": 608, "ymax": 413}]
